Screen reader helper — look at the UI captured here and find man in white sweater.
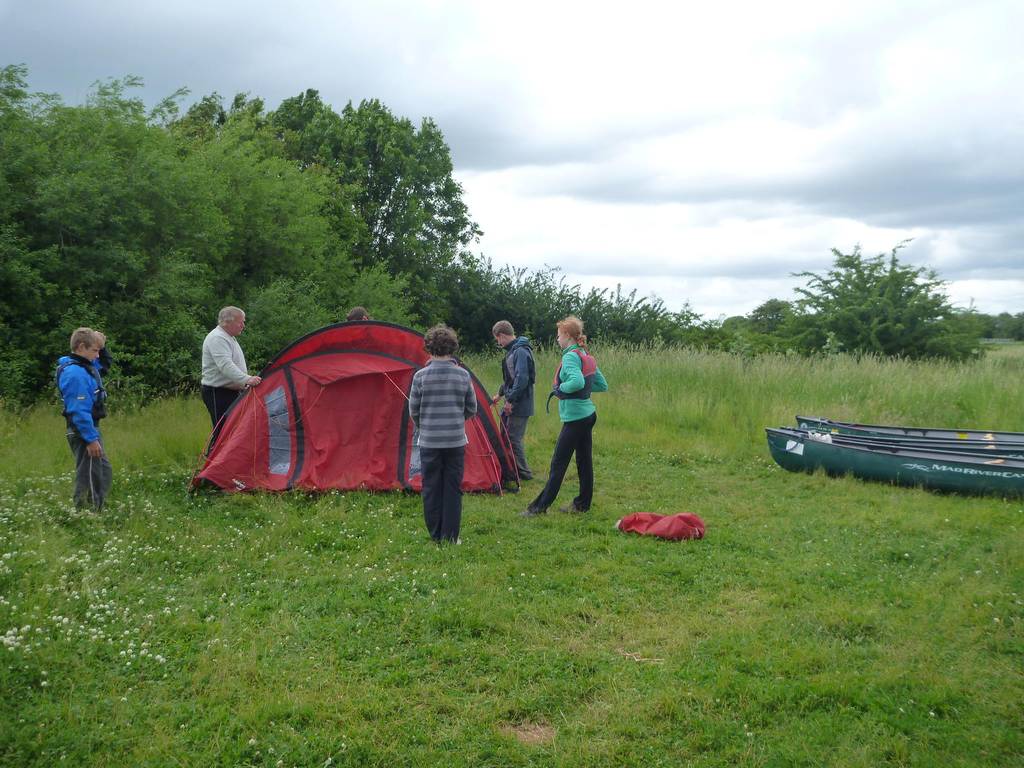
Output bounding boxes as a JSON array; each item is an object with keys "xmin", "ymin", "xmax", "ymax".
[{"xmin": 201, "ymin": 306, "xmax": 262, "ymax": 427}]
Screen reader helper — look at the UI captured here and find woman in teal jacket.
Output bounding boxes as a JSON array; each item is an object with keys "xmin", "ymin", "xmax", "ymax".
[{"xmin": 523, "ymin": 316, "xmax": 608, "ymax": 516}]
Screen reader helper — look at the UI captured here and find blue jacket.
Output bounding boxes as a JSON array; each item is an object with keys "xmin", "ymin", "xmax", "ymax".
[
  {"xmin": 498, "ymin": 336, "xmax": 535, "ymax": 417},
  {"xmin": 56, "ymin": 355, "xmax": 107, "ymax": 443}
]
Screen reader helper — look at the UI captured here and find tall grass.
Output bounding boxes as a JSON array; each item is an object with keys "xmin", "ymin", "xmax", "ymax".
[
  {"xmin": 470, "ymin": 343, "xmax": 1024, "ymax": 458},
  {"xmin": 0, "ymin": 397, "xmax": 210, "ymax": 481}
]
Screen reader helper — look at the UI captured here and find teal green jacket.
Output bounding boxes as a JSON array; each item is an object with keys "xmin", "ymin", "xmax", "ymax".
[{"xmin": 555, "ymin": 344, "xmax": 608, "ymax": 422}]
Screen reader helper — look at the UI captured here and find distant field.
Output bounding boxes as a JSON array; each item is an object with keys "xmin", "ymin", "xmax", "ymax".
[
  {"xmin": 1, "ymin": 347, "xmax": 1021, "ymax": 766},
  {"xmin": 983, "ymin": 340, "xmax": 1024, "ymax": 357}
]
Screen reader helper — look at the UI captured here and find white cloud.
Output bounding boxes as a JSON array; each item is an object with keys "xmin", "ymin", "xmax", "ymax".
[
  {"xmin": 947, "ymin": 279, "xmax": 1024, "ymax": 312},
  {"xmin": 461, "ymin": 168, "xmax": 944, "ymax": 316}
]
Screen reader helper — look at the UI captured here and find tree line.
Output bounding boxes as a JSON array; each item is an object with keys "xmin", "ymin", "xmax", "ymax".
[
  {"xmin": 0, "ymin": 65, "xmax": 1006, "ymax": 407},
  {"xmin": 975, "ymin": 312, "xmax": 1024, "ymax": 341}
]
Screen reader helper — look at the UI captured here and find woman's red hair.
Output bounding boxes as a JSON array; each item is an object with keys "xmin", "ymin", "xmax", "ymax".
[{"xmin": 557, "ymin": 315, "xmax": 588, "ymax": 350}]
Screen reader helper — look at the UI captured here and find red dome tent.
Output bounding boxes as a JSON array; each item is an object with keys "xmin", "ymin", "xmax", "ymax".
[{"xmin": 192, "ymin": 321, "xmax": 516, "ymax": 494}]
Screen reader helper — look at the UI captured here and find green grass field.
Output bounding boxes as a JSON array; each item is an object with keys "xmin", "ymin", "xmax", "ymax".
[{"xmin": 1, "ymin": 346, "xmax": 1022, "ymax": 766}]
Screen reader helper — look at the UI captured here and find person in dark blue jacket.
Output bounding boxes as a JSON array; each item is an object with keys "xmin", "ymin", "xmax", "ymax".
[
  {"xmin": 491, "ymin": 320, "xmax": 536, "ymax": 481},
  {"xmin": 56, "ymin": 328, "xmax": 112, "ymax": 512}
]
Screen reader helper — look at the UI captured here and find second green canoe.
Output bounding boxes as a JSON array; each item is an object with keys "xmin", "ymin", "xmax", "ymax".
[{"xmin": 795, "ymin": 415, "xmax": 1024, "ymax": 443}]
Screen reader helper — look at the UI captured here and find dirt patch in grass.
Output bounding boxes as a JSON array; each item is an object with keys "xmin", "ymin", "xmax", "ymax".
[{"xmin": 501, "ymin": 722, "xmax": 555, "ymax": 746}]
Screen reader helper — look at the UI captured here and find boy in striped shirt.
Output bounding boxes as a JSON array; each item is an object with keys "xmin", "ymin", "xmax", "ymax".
[{"xmin": 409, "ymin": 325, "xmax": 477, "ymax": 543}]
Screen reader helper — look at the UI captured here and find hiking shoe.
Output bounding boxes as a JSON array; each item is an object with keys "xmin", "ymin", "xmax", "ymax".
[
  {"xmin": 559, "ymin": 502, "xmax": 588, "ymax": 514},
  {"xmin": 521, "ymin": 505, "xmax": 546, "ymax": 517}
]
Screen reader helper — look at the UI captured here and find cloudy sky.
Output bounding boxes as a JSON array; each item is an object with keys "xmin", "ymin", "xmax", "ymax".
[{"xmin": 3, "ymin": 0, "xmax": 1021, "ymax": 318}]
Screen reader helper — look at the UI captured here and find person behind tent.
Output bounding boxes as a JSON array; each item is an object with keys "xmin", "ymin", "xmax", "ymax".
[
  {"xmin": 346, "ymin": 306, "xmax": 371, "ymax": 321},
  {"xmin": 200, "ymin": 306, "xmax": 262, "ymax": 427},
  {"xmin": 56, "ymin": 327, "xmax": 113, "ymax": 512},
  {"xmin": 490, "ymin": 320, "xmax": 536, "ymax": 481},
  {"xmin": 523, "ymin": 315, "xmax": 608, "ymax": 517},
  {"xmin": 408, "ymin": 325, "xmax": 477, "ymax": 543}
]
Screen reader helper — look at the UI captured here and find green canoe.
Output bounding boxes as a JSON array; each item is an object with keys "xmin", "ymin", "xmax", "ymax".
[
  {"xmin": 795, "ymin": 415, "xmax": 1024, "ymax": 443},
  {"xmin": 766, "ymin": 427, "xmax": 1024, "ymax": 497}
]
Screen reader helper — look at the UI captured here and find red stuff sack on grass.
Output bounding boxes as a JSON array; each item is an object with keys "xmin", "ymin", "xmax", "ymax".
[{"xmin": 616, "ymin": 512, "xmax": 706, "ymax": 541}]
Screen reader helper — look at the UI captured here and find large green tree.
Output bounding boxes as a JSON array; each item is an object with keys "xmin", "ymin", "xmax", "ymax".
[
  {"xmin": 271, "ymin": 91, "xmax": 479, "ymax": 320},
  {"xmin": 787, "ymin": 245, "xmax": 982, "ymax": 360}
]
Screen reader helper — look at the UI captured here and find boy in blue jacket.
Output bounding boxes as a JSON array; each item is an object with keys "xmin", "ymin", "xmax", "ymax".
[{"xmin": 56, "ymin": 328, "xmax": 112, "ymax": 511}]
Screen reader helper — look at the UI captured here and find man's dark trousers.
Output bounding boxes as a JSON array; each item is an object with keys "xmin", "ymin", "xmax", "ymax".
[
  {"xmin": 531, "ymin": 413, "xmax": 596, "ymax": 512},
  {"xmin": 66, "ymin": 430, "xmax": 113, "ymax": 511},
  {"xmin": 502, "ymin": 412, "xmax": 533, "ymax": 480},
  {"xmin": 201, "ymin": 385, "xmax": 240, "ymax": 427},
  {"xmin": 420, "ymin": 446, "xmax": 465, "ymax": 542}
]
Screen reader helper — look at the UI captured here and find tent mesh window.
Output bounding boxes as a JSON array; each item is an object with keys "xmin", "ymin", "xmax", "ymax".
[{"xmin": 265, "ymin": 386, "xmax": 291, "ymax": 475}]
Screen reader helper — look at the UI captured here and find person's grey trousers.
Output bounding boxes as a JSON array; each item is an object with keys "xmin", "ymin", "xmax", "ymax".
[
  {"xmin": 67, "ymin": 430, "xmax": 112, "ymax": 511},
  {"xmin": 503, "ymin": 412, "xmax": 533, "ymax": 480}
]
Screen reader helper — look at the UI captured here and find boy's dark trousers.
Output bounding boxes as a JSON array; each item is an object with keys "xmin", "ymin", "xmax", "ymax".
[
  {"xmin": 531, "ymin": 412, "xmax": 597, "ymax": 512},
  {"xmin": 502, "ymin": 412, "xmax": 533, "ymax": 480},
  {"xmin": 420, "ymin": 446, "xmax": 465, "ymax": 542},
  {"xmin": 66, "ymin": 429, "xmax": 113, "ymax": 511}
]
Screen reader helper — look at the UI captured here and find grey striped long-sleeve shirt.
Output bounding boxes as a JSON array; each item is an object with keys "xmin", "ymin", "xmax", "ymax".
[{"xmin": 408, "ymin": 360, "xmax": 478, "ymax": 448}]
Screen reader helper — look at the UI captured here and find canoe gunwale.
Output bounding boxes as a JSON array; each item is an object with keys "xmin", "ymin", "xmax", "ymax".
[{"xmin": 795, "ymin": 415, "xmax": 1024, "ymax": 443}]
